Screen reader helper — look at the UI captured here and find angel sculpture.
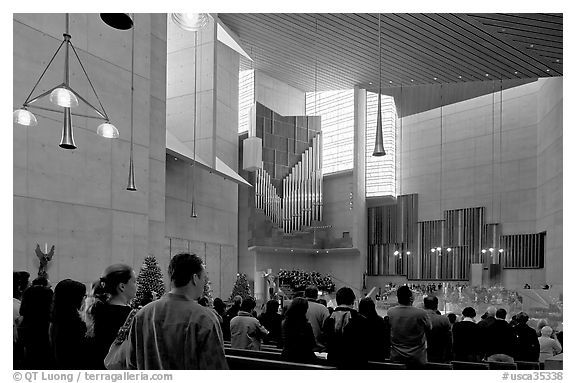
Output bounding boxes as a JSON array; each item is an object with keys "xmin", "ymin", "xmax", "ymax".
[
  {"xmin": 263, "ymin": 271, "xmax": 277, "ymax": 301},
  {"xmin": 35, "ymin": 244, "xmax": 55, "ymax": 279}
]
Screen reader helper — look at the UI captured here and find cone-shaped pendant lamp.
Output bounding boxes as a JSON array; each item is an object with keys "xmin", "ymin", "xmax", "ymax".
[
  {"xmin": 126, "ymin": 16, "xmax": 137, "ymax": 191},
  {"xmin": 373, "ymin": 14, "xmax": 386, "ymax": 157},
  {"xmin": 60, "ymin": 107, "xmax": 76, "ymax": 149}
]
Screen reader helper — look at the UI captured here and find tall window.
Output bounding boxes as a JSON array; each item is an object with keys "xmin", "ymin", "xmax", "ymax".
[
  {"xmin": 238, "ymin": 69, "xmax": 254, "ymax": 133},
  {"xmin": 306, "ymin": 90, "xmax": 354, "ymax": 174},
  {"xmin": 366, "ymin": 92, "xmax": 396, "ymax": 197}
]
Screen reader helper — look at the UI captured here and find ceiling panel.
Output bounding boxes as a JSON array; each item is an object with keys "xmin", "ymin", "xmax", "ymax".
[{"xmin": 218, "ymin": 13, "xmax": 562, "ymax": 93}]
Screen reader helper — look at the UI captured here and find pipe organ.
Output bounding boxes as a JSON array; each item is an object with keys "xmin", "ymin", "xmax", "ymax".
[{"xmin": 254, "ymin": 133, "xmax": 323, "ymax": 233}]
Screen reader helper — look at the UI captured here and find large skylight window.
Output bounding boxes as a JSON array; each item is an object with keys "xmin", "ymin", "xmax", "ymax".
[{"xmin": 306, "ymin": 90, "xmax": 355, "ymax": 174}]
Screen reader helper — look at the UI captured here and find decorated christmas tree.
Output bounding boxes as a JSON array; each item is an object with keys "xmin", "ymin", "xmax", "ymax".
[
  {"xmin": 229, "ymin": 273, "xmax": 251, "ymax": 301},
  {"xmin": 133, "ymin": 255, "xmax": 165, "ymax": 308}
]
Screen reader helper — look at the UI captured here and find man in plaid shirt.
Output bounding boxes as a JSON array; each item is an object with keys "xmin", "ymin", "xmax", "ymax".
[{"xmin": 126, "ymin": 253, "xmax": 228, "ymax": 369}]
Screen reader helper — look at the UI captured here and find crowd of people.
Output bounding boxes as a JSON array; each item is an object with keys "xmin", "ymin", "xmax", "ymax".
[{"xmin": 12, "ymin": 256, "xmax": 563, "ymax": 370}]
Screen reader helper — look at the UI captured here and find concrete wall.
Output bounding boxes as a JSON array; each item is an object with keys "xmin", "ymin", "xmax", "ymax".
[
  {"xmin": 323, "ymin": 171, "xmax": 354, "ymax": 241},
  {"xmin": 536, "ymin": 78, "xmax": 562, "ymax": 288},
  {"xmin": 255, "ymin": 71, "xmax": 306, "ymax": 117},
  {"xmin": 13, "ymin": 14, "xmax": 167, "ymax": 284},
  {"xmin": 165, "ymin": 21, "xmax": 239, "ymax": 300},
  {"xmin": 399, "ymin": 79, "xmax": 561, "ymax": 289}
]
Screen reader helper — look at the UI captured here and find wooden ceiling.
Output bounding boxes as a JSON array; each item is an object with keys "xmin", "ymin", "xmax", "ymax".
[{"xmin": 218, "ymin": 13, "xmax": 562, "ymax": 93}]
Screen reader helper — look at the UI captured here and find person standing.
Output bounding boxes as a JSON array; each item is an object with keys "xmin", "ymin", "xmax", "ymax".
[
  {"xmin": 513, "ymin": 312, "xmax": 539, "ymax": 362},
  {"xmin": 18, "ymin": 285, "xmax": 54, "ymax": 369},
  {"xmin": 485, "ymin": 308, "xmax": 517, "ymax": 362},
  {"xmin": 358, "ymin": 297, "xmax": 390, "ymax": 361},
  {"xmin": 387, "ymin": 285, "xmax": 431, "ymax": 368},
  {"xmin": 258, "ymin": 300, "xmax": 283, "ymax": 346},
  {"xmin": 452, "ymin": 307, "xmax": 483, "ymax": 362},
  {"xmin": 423, "ymin": 295, "xmax": 452, "ymax": 363},
  {"xmin": 322, "ymin": 287, "xmax": 368, "ymax": 369},
  {"xmin": 50, "ymin": 279, "xmax": 89, "ymax": 369},
  {"xmin": 538, "ymin": 326, "xmax": 562, "ymax": 363},
  {"xmin": 230, "ymin": 296, "xmax": 269, "ymax": 350},
  {"xmin": 126, "ymin": 253, "xmax": 227, "ymax": 369},
  {"xmin": 304, "ymin": 285, "xmax": 330, "ymax": 352},
  {"xmin": 86, "ymin": 264, "xmax": 138, "ymax": 369},
  {"xmin": 281, "ymin": 297, "xmax": 317, "ymax": 363}
]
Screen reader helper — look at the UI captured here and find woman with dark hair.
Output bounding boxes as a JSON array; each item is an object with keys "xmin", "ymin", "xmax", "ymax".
[
  {"xmin": 358, "ymin": 297, "xmax": 390, "ymax": 361},
  {"xmin": 258, "ymin": 300, "xmax": 283, "ymax": 346},
  {"xmin": 50, "ymin": 279, "xmax": 88, "ymax": 369},
  {"xmin": 281, "ymin": 297, "xmax": 317, "ymax": 363},
  {"xmin": 86, "ymin": 264, "xmax": 137, "ymax": 369},
  {"xmin": 18, "ymin": 286, "xmax": 54, "ymax": 369}
]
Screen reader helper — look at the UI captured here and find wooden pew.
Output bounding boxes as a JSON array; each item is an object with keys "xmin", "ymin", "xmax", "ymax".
[
  {"xmin": 225, "ymin": 355, "xmax": 335, "ymax": 370},
  {"xmin": 488, "ymin": 361, "xmax": 518, "ymax": 370},
  {"xmin": 515, "ymin": 361, "xmax": 540, "ymax": 370},
  {"xmin": 451, "ymin": 361, "xmax": 489, "ymax": 370}
]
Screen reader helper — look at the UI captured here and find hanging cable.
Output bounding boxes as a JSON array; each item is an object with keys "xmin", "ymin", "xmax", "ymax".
[{"xmin": 126, "ymin": 15, "xmax": 136, "ymax": 191}]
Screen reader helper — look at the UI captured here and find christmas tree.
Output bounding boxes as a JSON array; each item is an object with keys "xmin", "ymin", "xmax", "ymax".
[
  {"xmin": 133, "ymin": 255, "xmax": 165, "ymax": 308},
  {"xmin": 229, "ymin": 273, "xmax": 251, "ymax": 301}
]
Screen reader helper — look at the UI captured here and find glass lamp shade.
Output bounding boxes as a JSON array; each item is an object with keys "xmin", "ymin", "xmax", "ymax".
[
  {"xmin": 13, "ymin": 109, "xmax": 38, "ymax": 126},
  {"xmin": 171, "ymin": 13, "xmax": 211, "ymax": 31},
  {"xmin": 50, "ymin": 87, "xmax": 79, "ymax": 108},
  {"xmin": 97, "ymin": 122, "xmax": 119, "ymax": 139},
  {"xmin": 100, "ymin": 13, "xmax": 134, "ymax": 30}
]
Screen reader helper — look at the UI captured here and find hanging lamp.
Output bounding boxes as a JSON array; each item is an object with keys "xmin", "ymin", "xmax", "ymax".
[
  {"xmin": 170, "ymin": 13, "xmax": 212, "ymax": 32},
  {"xmin": 100, "ymin": 13, "xmax": 134, "ymax": 30},
  {"xmin": 13, "ymin": 14, "xmax": 118, "ymax": 149},
  {"xmin": 372, "ymin": 13, "xmax": 386, "ymax": 156},
  {"xmin": 126, "ymin": 15, "xmax": 137, "ymax": 191}
]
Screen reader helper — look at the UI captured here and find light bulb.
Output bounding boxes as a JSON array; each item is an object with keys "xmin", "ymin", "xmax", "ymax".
[
  {"xmin": 481, "ymin": 249, "xmax": 487, "ymax": 253},
  {"xmin": 406, "ymin": 251, "xmax": 411, "ymax": 255},
  {"xmin": 489, "ymin": 247, "xmax": 494, "ymax": 252},
  {"xmin": 394, "ymin": 251, "xmax": 399, "ymax": 256},
  {"xmin": 447, "ymin": 248, "xmax": 452, "ymax": 252},
  {"xmin": 436, "ymin": 247, "xmax": 441, "ymax": 251},
  {"xmin": 431, "ymin": 248, "xmax": 435, "ymax": 252},
  {"xmin": 13, "ymin": 108, "xmax": 38, "ymax": 126},
  {"xmin": 499, "ymin": 249, "xmax": 504, "ymax": 253},
  {"xmin": 97, "ymin": 122, "xmax": 119, "ymax": 138},
  {"xmin": 50, "ymin": 87, "xmax": 79, "ymax": 108}
]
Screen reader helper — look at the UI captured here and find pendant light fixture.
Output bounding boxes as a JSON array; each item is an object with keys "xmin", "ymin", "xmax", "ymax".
[
  {"xmin": 100, "ymin": 13, "xmax": 134, "ymax": 30},
  {"xmin": 13, "ymin": 14, "xmax": 118, "ymax": 148},
  {"xmin": 190, "ymin": 30, "xmax": 200, "ymax": 218},
  {"xmin": 126, "ymin": 15, "xmax": 137, "ymax": 191},
  {"xmin": 372, "ymin": 13, "xmax": 386, "ymax": 156},
  {"xmin": 171, "ymin": 13, "xmax": 212, "ymax": 32}
]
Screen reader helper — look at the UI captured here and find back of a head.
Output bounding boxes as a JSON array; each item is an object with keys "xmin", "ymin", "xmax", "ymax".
[
  {"xmin": 213, "ymin": 297, "xmax": 226, "ymax": 312},
  {"xmin": 462, "ymin": 306, "xmax": 476, "ymax": 319},
  {"xmin": 198, "ymin": 296, "xmax": 209, "ymax": 307},
  {"xmin": 285, "ymin": 297, "xmax": 309, "ymax": 320},
  {"xmin": 266, "ymin": 299, "xmax": 279, "ymax": 314},
  {"xmin": 233, "ymin": 295, "xmax": 243, "ymax": 307},
  {"xmin": 396, "ymin": 285, "xmax": 413, "ymax": 305},
  {"xmin": 13, "ymin": 271, "xmax": 30, "ymax": 299},
  {"xmin": 317, "ymin": 298, "xmax": 327, "ymax": 307},
  {"xmin": 423, "ymin": 295, "xmax": 439, "ymax": 310},
  {"xmin": 541, "ymin": 326, "xmax": 553, "ymax": 337},
  {"xmin": 53, "ymin": 279, "xmax": 86, "ymax": 320},
  {"xmin": 168, "ymin": 253, "xmax": 203, "ymax": 288},
  {"xmin": 100, "ymin": 264, "xmax": 133, "ymax": 297},
  {"xmin": 304, "ymin": 285, "xmax": 319, "ymax": 300},
  {"xmin": 516, "ymin": 312, "xmax": 529, "ymax": 325},
  {"xmin": 20, "ymin": 285, "xmax": 54, "ymax": 320},
  {"xmin": 358, "ymin": 297, "xmax": 377, "ymax": 318},
  {"xmin": 486, "ymin": 306, "xmax": 497, "ymax": 317},
  {"xmin": 447, "ymin": 313, "xmax": 457, "ymax": 324},
  {"xmin": 537, "ymin": 319, "xmax": 548, "ymax": 330},
  {"xmin": 496, "ymin": 308, "xmax": 507, "ymax": 320},
  {"xmin": 240, "ymin": 296, "xmax": 256, "ymax": 312},
  {"xmin": 336, "ymin": 286, "xmax": 356, "ymax": 306},
  {"xmin": 32, "ymin": 276, "xmax": 50, "ymax": 288}
]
